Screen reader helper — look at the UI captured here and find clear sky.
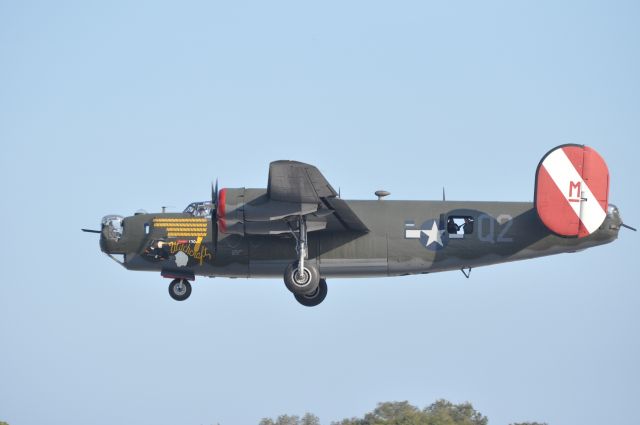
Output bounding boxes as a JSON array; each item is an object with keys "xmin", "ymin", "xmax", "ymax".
[{"xmin": 1, "ymin": 1, "xmax": 638, "ymax": 424}]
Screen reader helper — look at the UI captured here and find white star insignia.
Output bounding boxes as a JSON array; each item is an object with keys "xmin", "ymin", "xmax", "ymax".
[{"xmin": 422, "ymin": 221, "xmax": 445, "ymax": 247}]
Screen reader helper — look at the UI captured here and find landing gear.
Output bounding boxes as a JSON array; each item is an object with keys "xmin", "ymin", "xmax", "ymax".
[
  {"xmin": 168, "ymin": 278, "xmax": 192, "ymax": 301},
  {"xmin": 284, "ymin": 261, "xmax": 319, "ymax": 295},
  {"xmin": 284, "ymin": 215, "xmax": 320, "ymax": 295},
  {"xmin": 294, "ymin": 278, "xmax": 328, "ymax": 307}
]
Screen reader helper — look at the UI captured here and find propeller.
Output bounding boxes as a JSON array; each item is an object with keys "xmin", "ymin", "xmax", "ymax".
[
  {"xmin": 212, "ymin": 179, "xmax": 218, "ymax": 210},
  {"xmin": 211, "ymin": 179, "xmax": 221, "ymax": 247}
]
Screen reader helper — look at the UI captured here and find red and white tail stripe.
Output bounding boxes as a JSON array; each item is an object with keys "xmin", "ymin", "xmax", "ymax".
[{"xmin": 535, "ymin": 144, "xmax": 609, "ymax": 238}]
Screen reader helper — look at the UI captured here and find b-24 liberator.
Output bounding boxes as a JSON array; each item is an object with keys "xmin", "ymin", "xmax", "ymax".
[{"xmin": 83, "ymin": 144, "xmax": 634, "ymax": 306}]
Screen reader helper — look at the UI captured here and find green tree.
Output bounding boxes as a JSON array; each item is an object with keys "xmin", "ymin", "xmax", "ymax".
[
  {"xmin": 423, "ymin": 399, "xmax": 488, "ymax": 425},
  {"xmin": 301, "ymin": 413, "xmax": 321, "ymax": 425},
  {"xmin": 330, "ymin": 399, "xmax": 488, "ymax": 425},
  {"xmin": 260, "ymin": 413, "xmax": 320, "ymax": 425},
  {"xmin": 261, "ymin": 400, "xmax": 545, "ymax": 425},
  {"xmin": 331, "ymin": 418, "xmax": 365, "ymax": 425},
  {"xmin": 363, "ymin": 401, "xmax": 423, "ymax": 425}
]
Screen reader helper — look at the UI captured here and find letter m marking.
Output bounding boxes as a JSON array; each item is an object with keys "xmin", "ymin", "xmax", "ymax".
[{"xmin": 568, "ymin": 181, "xmax": 581, "ymax": 201}]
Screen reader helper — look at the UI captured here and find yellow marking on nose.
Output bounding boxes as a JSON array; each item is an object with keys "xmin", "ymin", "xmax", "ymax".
[
  {"xmin": 193, "ymin": 236, "xmax": 203, "ymax": 253},
  {"xmin": 153, "ymin": 218, "xmax": 207, "ymax": 223},
  {"xmin": 154, "ymin": 226, "xmax": 208, "ymax": 229}
]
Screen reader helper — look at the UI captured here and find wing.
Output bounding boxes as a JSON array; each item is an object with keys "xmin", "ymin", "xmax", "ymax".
[
  {"xmin": 240, "ymin": 160, "xmax": 368, "ymax": 234},
  {"xmin": 267, "ymin": 160, "xmax": 338, "ymax": 203}
]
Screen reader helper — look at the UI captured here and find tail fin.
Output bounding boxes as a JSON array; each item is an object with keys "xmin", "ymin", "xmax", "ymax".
[{"xmin": 535, "ymin": 144, "xmax": 609, "ymax": 238}]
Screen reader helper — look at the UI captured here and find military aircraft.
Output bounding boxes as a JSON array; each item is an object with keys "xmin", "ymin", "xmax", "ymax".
[{"xmin": 83, "ymin": 144, "xmax": 634, "ymax": 306}]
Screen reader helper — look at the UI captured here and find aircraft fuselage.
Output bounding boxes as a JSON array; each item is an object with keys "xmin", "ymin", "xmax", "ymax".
[{"xmin": 102, "ymin": 196, "xmax": 621, "ymax": 279}]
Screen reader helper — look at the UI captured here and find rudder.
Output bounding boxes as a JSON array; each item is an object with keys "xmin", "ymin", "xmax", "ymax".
[{"xmin": 535, "ymin": 144, "xmax": 609, "ymax": 238}]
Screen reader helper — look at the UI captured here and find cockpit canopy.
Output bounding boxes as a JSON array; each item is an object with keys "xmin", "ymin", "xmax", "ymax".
[
  {"xmin": 102, "ymin": 215, "xmax": 124, "ymax": 241},
  {"xmin": 183, "ymin": 201, "xmax": 214, "ymax": 217}
]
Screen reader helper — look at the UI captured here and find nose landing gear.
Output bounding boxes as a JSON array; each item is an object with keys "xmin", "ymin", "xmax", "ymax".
[{"xmin": 169, "ymin": 278, "xmax": 192, "ymax": 301}]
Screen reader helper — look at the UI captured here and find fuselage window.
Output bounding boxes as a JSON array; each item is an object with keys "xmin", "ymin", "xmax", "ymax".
[
  {"xmin": 447, "ymin": 216, "xmax": 474, "ymax": 238},
  {"xmin": 144, "ymin": 223, "xmax": 150, "ymax": 234}
]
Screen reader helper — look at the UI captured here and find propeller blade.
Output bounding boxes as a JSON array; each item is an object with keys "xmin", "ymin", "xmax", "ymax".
[
  {"xmin": 621, "ymin": 223, "xmax": 637, "ymax": 231},
  {"xmin": 81, "ymin": 229, "xmax": 101, "ymax": 234},
  {"xmin": 211, "ymin": 178, "xmax": 219, "ymax": 222},
  {"xmin": 212, "ymin": 178, "xmax": 219, "ymax": 205}
]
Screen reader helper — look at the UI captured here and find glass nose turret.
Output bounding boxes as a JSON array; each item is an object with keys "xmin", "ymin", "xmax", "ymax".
[
  {"xmin": 100, "ymin": 215, "xmax": 127, "ymax": 255},
  {"xmin": 101, "ymin": 215, "xmax": 124, "ymax": 241}
]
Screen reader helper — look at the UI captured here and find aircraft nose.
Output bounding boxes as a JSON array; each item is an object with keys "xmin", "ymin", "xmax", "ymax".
[{"xmin": 99, "ymin": 215, "xmax": 126, "ymax": 254}]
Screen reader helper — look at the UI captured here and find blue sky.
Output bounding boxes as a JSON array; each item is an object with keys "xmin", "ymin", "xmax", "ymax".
[{"xmin": 1, "ymin": 1, "xmax": 638, "ymax": 424}]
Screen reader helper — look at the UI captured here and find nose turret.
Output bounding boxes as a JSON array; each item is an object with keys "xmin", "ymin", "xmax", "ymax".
[{"xmin": 99, "ymin": 215, "xmax": 125, "ymax": 254}]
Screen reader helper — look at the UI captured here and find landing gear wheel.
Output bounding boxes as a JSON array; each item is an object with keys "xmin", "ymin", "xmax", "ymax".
[
  {"xmin": 168, "ymin": 278, "xmax": 192, "ymax": 301},
  {"xmin": 295, "ymin": 278, "xmax": 328, "ymax": 307},
  {"xmin": 284, "ymin": 261, "xmax": 319, "ymax": 295}
]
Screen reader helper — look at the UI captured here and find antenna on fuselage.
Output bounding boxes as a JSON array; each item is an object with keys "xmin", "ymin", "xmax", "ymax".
[
  {"xmin": 375, "ymin": 190, "xmax": 390, "ymax": 200},
  {"xmin": 442, "ymin": 187, "xmax": 446, "ymax": 201}
]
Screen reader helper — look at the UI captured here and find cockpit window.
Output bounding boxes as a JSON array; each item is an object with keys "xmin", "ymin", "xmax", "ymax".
[
  {"xmin": 102, "ymin": 215, "xmax": 124, "ymax": 241},
  {"xmin": 183, "ymin": 201, "xmax": 213, "ymax": 217}
]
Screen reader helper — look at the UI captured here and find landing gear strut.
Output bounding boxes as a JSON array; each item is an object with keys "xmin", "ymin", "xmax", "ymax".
[
  {"xmin": 284, "ymin": 216, "xmax": 320, "ymax": 296},
  {"xmin": 169, "ymin": 278, "xmax": 192, "ymax": 301}
]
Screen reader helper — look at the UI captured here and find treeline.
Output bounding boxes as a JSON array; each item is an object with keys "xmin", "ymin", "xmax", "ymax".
[
  {"xmin": 0, "ymin": 400, "xmax": 548, "ymax": 425},
  {"xmin": 259, "ymin": 400, "xmax": 547, "ymax": 425}
]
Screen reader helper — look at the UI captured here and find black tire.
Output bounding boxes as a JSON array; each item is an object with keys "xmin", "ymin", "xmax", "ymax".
[
  {"xmin": 284, "ymin": 261, "xmax": 319, "ymax": 295},
  {"xmin": 169, "ymin": 278, "xmax": 192, "ymax": 301},
  {"xmin": 294, "ymin": 278, "xmax": 328, "ymax": 307}
]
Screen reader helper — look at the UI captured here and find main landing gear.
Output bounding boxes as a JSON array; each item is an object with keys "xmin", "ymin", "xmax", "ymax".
[
  {"xmin": 284, "ymin": 216, "xmax": 327, "ymax": 306},
  {"xmin": 294, "ymin": 278, "xmax": 328, "ymax": 307},
  {"xmin": 169, "ymin": 278, "xmax": 192, "ymax": 301}
]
